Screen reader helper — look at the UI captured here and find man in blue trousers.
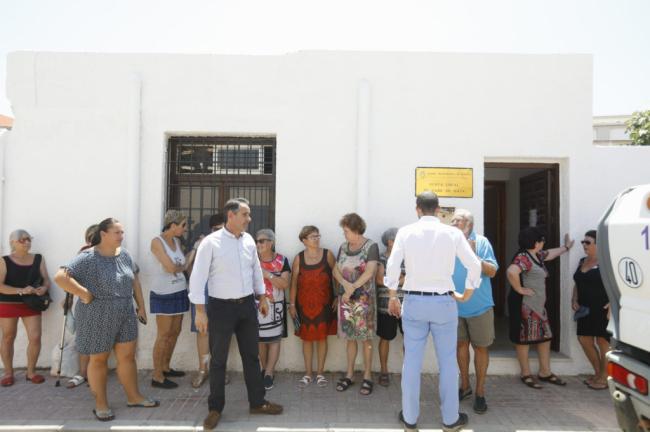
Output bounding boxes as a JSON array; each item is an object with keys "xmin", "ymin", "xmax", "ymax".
[{"xmin": 386, "ymin": 192, "xmax": 481, "ymax": 432}]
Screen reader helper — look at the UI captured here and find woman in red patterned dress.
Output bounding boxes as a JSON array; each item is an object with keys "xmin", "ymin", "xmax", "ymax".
[{"xmin": 289, "ymin": 226, "xmax": 337, "ymax": 388}]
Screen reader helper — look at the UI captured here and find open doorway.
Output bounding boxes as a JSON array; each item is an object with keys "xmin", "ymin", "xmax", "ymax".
[{"xmin": 484, "ymin": 163, "xmax": 561, "ymax": 352}]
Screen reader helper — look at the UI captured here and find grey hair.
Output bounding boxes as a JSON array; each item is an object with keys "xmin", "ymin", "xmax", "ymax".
[
  {"xmin": 256, "ymin": 228, "xmax": 276, "ymax": 244},
  {"xmin": 224, "ymin": 197, "xmax": 250, "ymax": 216},
  {"xmin": 9, "ymin": 229, "xmax": 32, "ymax": 251},
  {"xmin": 453, "ymin": 208, "xmax": 474, "ymax": 228},
  {"xmin": 381, "ymin": 227, "xmax": 399, "ymax": 247},
  {"xmin": 163, "ymin": 209, "xmax": 186, "ymax": 231}
]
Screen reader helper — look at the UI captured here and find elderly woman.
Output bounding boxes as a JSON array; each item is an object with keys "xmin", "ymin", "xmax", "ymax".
[
  {"xmin": 0, "ymin": 230, "xmax": 51, "ymax": 386},
  {"xmin": 374, "ymin": 227, "xmax": 404, "ymax": 387},
  {"xmin": 572, "ymin": 230, "xmax": 610, "ymax": 390},
  {"xmin": 55, "ymin": 218, "xmax": 158, "ymax": 422},
  {"xmin": 289, "ymin": 225, "xmax": 337, "ymax": 388},
  {"xmin": 149, "ymin": 210, "xmax": 196, "ymax": 389},
  {"xmin": 255, "ymin": 228, "xmax": 291, "ymax": 391},
  {"xmin": 333, "ymin": 213, "xmax": 379, "ymax": 396},
  {"xmin": 507, "ymin": 227, "xmax": 574, "ymax": 389}
]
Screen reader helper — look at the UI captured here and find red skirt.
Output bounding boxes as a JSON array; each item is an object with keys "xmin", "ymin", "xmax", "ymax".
[{"xmin": 0, "ymin": 302, "xmax": 41, "ymax": 318}]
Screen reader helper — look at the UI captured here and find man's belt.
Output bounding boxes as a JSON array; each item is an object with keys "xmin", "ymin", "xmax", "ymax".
[
  {"xmin": 402, "ymin": 290, "xmax": 453, "ymax": 297},
  {"xmin": 214, "ymin": 294, "xmax": 254, "ymax": 304}
]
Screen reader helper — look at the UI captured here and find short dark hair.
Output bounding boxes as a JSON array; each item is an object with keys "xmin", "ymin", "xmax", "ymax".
[
  {"xmin": 339, "ymin": 213, "xmax": 366, "ymax": 235},
  {"xmin": 585, "ymin": 230, "xmax": 597, "ymax": 242},
  {"xmin": 299, "ymin": 225, "xmax": 319, "ymax": 241},
  {"xmin": 518, "ymin": 226, "xmax": 545, "ymax": 250},
  {"xmin": 416, "ymin": 191, "xmax": 439, "ymax": 214},
  {"xmin": 91, "ymin": 218, "xmax": 119, "ymax": 246},
  {"xmin": 209, "ymin": 213, "xmax": 225, "ymax": 228},
  {"xmin": 224, "ymin": 198, "xmax": 249, "ymax": 216}
]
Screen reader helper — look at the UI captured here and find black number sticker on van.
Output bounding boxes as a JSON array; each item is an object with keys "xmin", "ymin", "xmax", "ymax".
[{"xmin": 618, "ymin": 257, "xmax": 643, "ymax": 289}]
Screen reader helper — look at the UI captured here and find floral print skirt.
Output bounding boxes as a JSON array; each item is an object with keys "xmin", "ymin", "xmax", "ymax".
[{"xmin": 338, "ymin": 287, "xmax": 376, "ymax": 340}]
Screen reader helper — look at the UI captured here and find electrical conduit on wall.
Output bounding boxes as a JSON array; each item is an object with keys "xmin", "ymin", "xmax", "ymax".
[
  {"xmin": 126, "ymin": 74, "xmax": 142, "ymax": 261},
  {"xmin": 356, "ymin": 79, "xmax": 370, "ymax": 216}
]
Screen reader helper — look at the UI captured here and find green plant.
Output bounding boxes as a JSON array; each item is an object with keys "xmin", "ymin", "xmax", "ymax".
[{"xmin": 626, "ymin": 110, "xmax": 650, "ymax": 146}]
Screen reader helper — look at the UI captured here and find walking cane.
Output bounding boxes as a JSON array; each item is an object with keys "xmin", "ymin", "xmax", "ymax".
[{"xmin": 55, "ymin": 292, "xmax": 72, "ymax": 387}]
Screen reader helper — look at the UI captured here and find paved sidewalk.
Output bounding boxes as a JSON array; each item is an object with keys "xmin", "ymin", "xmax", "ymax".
[{"xmin": 0, "ymin": 370, "xmax": 617, "ymax": 431}]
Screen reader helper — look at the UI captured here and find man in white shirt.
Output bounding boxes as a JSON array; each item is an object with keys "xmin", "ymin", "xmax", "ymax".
[
  {"xmin": 386, "ymin": 192, "xmax": 481, "ymax": 432},
  {"xmin": 190, "ymin": 198, "xmax": 283, "ymax": 431}
]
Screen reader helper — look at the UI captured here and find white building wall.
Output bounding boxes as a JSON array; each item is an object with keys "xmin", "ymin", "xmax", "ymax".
[{"xmin": 3, "ymin": 50, "xmax": 650, "ymax": 375}]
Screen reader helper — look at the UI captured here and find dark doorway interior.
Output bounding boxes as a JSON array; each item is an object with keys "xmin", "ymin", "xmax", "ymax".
[{"xmin": 484, "ymin": 163, "xmax": 561, "ymax": 352}]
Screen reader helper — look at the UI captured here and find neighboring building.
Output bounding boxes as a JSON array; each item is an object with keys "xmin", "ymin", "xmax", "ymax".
[
  {"xmin": 0, "ymin": 114, "xmax": 13, "ymax": 130},
  {"xmin": 1, "ymin": 51, "xmax": 648, "ymax": 374},
  {"xmin": 593, "ymin": 115, "xmax": 632, "ymax": 146}
]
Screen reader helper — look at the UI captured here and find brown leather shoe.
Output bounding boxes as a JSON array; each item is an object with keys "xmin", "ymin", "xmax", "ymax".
[
  {"xmin": 203, "ymin": 410, "xmax": 221, "ymax": 430},
  {"xmin": 249, "ymin": 401, "xmax": 283, "ymax": 415}
]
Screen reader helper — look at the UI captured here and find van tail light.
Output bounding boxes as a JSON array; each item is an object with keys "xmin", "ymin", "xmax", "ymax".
[{"xmin": 608, "ymin": 362, "xmax": 648, "ymax": 395}]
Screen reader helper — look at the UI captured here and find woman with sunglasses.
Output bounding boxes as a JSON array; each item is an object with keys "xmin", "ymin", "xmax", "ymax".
[
  {"xmin": 507, "ymin": 227, "xmax": 574, "ymax": 389},
  {"xmin": 289, "ymin": 225, "xmax": 337, "ymax": 388},
  {"xmin": 0, "ymin": 230, "xmax": 51, "ymax": 386},
  {"xmin": 572, "ymin": 230, "xmax": 610, "ymax": 390},
  {"xmin": 255, "ymin": 228, "xmax": 291, "ymax": 391},
  {"xmin": 149, "ymin": 210, "xmax": 196, "ymax": 389}
]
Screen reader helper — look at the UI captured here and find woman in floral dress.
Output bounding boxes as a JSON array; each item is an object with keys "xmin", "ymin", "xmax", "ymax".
[{"xmin": 332, "ymin": 213, "xmax": 379, "ymax": 396}]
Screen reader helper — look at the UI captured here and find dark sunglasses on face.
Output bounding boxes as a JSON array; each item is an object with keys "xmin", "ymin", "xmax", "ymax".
[
  {"xmin": 581, "ymin": 240, "xmax": 594, "ymax": 245},
  {"xmin": 17, "ymin": 237, "xmax": 32, "ymax": 244},
  {"xmin": 256, "ymin": 239, "xmax": 272, "ymax": 244}
]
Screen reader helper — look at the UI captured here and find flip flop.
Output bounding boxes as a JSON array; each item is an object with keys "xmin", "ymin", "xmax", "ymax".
[
  {"xmin": 127, "ymin": 397, "xmax": 160, "ymax": 408},
  {"xmin": 537, "ymin": 373, "xmax": 567, "ymax": 386},
  {"xmin": 93, "ymin": 408, "xmax": 115, "ymax": 422},
  {"xmin": 298, "ymin": 375, "xmax": 312, "ymax": 388},
  {"xmin": 1, "ymin": 375, "xmax": 14, "ymax": 387},
  {"xmin": 587, "ymin": 382, "xmax": 608, "ymax": 390},
  {"xmin": 66, "ymin": 375, "xmax": 86, "ymax": 389},
  {"xmin": 520, "ymin": 375, "xmax": 542, "ymax": 389},
  {"xmin": 26, "ymin": 374, "xmax": 45, "ymax": 384}
]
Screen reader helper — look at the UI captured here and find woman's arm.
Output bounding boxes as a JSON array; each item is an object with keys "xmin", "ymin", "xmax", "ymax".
[
  {"xmin": 151, "ymin": 237, "xmax": 184, "ymax": 274},
  {"xmin": 544, "ymin": 233, "xmax": 575, "ymax": 261},
  {"xmin": 54, "ymin": 269, "xmax": 93, "ymax": 304},
  {"xmin": 132, "ymin": 273, "xmax": 147, "ymax": 323},
  {"xmin": 375, "ymin": 260, "xmax": 385, "ymax": 286},
  {"xmin": 269, "ymin": 270, "xmax": 290, "ymax": 290},
  {"xmin": 34, "ymin": 257, "xmax": 51, "ymax": 296},
  {"xmin": 571, "ymin": 284, "xmax": 579, "ymax": 311},
  {"xmin": 350, "ymin": 261, "xmax": 378, "ymax": 291},
  {"xmin": 506, "ymin": 264, "xmax": 534, "ymax": 296},
  {"xmin": 288, "ymin": 255, "xmax": 300, "ymax": 319}
]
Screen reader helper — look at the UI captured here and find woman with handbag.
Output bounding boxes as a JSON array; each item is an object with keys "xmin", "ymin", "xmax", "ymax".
[
  {"xmin": 0, "ymin": 229, "xmax": 51, "ymax": 386},
  {"xmin": 54, "ymin": 218, "xmax": 158, "ymax": 422}
]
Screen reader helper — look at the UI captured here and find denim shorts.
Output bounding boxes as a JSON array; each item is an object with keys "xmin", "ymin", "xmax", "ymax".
[{"xmin": 149, "ymin": 290, "xmax": 189, "ymax": 315}]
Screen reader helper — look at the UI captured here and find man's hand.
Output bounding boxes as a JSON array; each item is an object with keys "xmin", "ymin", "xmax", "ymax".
[
  {"xmin": 388, "ymin": 297, "xmax": 401, "ymax": 318},
  {"xmin": 468, "ymin": 239, "xmax": 477, "ymax": 253},
  {"xmin": 258, "ymin": 295, "xmax": 270, "ymax": 317},
  {"xmin": 195, "ymin": 308, "xmax": 208, "ymax": 334}
]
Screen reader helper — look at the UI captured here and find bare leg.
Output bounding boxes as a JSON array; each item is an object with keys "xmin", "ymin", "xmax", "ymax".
[
  {"xmin": 21, "ymin": 315, "xmax": 42, "ymax": 378},
  {"xmin": 264, "ymin": 342, "xmax": 281, "ymax": 376},
  {"xmin": 515, "ymin": 343, "xmax": 531, "ymax": 376},
  {"xmin": 473, "ymin": 345, "xmax": 489, "ymax": 397},
  {"xmin": 79, "ymin": 354, "xmax": 89, "ymax": 378},
  {"xmin": 152, "ymin": 315, "xmax": 174, "ymax": 382},
  {"xmin": 302, "ymin": 341, "xmax": 313, "ymax": 376},
  {"xmin": 0, "ymin": 317, "xmax": 18, "ymax": 376},
  {"xmin": 259, "ymin": 343, "xmax": 268, "ymax": 373},
  {"xmin": 362, "ymin": 340, "xmax": 373, "ymax": 381},
  {"xmin": 196, "ymin": 332, "xmax": 210, "ymax": 371},
  {"xmin": 578, "ymin": 335, "xmax": 601, "ymax": 380},
  {"xmin": 346, "ymin": 340, "xmax": 357, "ymax": 379},
  {"xmin": 457, "ymin": 340, "xmax": 471, "ymax": 392},
  {"xmin": 536, "ymin": 341, "xmax": 552, "ymax": 377},
  {"xmin": 163, "ymin": 315, "xmax": 183, "ymax": 371},
  {"xmin": 316, "ymin": 339, "xmax": 328, "ymax": 375},
  {"xmin": 379, "ymin": 338, "xmax": 390, "ymax": 374},
  {"xmin": 594, "ymin": 337, "xmax": 610, "ymax": 385},
  {"xmin": 115, "ymin": 340, "xmax": 146, "ymax": 404},
  {"xmin": 88, "ymin": 352, "xmax": 111, "ymax": 411}
]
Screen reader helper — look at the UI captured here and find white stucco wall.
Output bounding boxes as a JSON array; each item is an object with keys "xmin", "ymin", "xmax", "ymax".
[{"xmin": 3, "ymin": 50, "xmax": 649, "ymax": 375}]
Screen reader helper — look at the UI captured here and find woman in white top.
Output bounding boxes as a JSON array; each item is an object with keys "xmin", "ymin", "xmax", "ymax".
[{"xmin": 150, "ymin": 210, "xmax": 195, "ymax": 389}]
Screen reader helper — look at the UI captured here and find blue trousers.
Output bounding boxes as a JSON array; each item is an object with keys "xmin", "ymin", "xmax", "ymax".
[{"xmin": 401, "ymin": 294, "xmax": 459, "ymax": 426}]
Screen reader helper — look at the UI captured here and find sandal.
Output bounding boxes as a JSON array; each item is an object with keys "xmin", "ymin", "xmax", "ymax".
[
  {"xmin": 537, "ymin": 373, "xmax": 567, "ymax": 386},
  {"xmin": 191, "ymin": 370, "xmax": 208, "ymax": 389},
  {"xmin": 26, "ymin": 374, "xmax": 45, "ymax": 384},
  {"xmin": 127, "ymin": 397, "xmax": 160, "ymax": 408},
  {"xmin": 336, "ymin": 377, "xmax": 354, "ymax": 392},
  {"xmin": 378, "ymin": 373, "xmax": 390, "ymax": 387},
  {"xmin": 1, "ymin": 374, "xmax": 14, "ymax": 387},
  {"xmin": 93, "ymin": 408, "xmax": 115, "ymax": 422},
  {"xmin": 587, "ymin": 381, "xmax": 608, "ymax": 390},
  {"xmin": 316, "ymin": 374, "xmax": 328, "ymax": 387},
  {"xmin": 298, "ymin": 375, "xmax": 312, "ymax": 388},
  {"xmin": 66, "ymin": 375, "xmax": 86, "ymax": 389},
  {"xmin": 359, "ymin": 379, "xmax": 374, "ymax": 396},
  {"xmin": 520, "ymin": 375, "xmax": 542, "ymax": 389}
]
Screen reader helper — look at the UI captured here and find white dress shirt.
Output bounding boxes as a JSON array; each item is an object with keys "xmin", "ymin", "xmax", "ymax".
[
  {"xmin": 188, "ymin": 227, "xmax": 265, "ymax": 303},
  {"xmin": 385, "ymin": 215, "xmax": 481, "ymax": 294}
]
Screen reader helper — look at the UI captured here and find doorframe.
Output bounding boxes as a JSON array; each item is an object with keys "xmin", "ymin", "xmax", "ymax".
[{"xmin": 484, "ymin": 180, "xmax": 507, "ymax": 317}]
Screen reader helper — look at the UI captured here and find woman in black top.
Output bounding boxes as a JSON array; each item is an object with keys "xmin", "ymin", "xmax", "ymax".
[
  {"xmin": 571, "ymin": 230, "xmax": 610, "ymax": 390},
  {"xmin": 0, "ymin": 229, "xmax": 51, "ymax": 386}
]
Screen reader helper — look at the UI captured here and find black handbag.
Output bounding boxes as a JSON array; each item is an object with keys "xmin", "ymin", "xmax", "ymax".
[{"xmin": 22, "ymin": 254, "xmax": 51, "ymax": 312}]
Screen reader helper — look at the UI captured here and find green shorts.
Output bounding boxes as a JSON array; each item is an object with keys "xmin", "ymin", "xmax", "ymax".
[{"xmin": 457, "ymin": 307, "xmax": 494, "ymax": 347}]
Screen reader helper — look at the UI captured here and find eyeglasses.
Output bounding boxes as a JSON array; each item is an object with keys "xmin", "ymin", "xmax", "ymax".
[
  {"xmin": 307, "ymin": 235, "xmax": 321, "ymax": 240},
  {"xmin": 581, "ymin": 240, "xmax": 594, "ymax": 245},
  {"xmin": 17, "ymin": 237, "xmax": 32, "ymax": 244},
  {"xmin": 256, "ymin": 239, "xmax": 272, "ymax": 244}
]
